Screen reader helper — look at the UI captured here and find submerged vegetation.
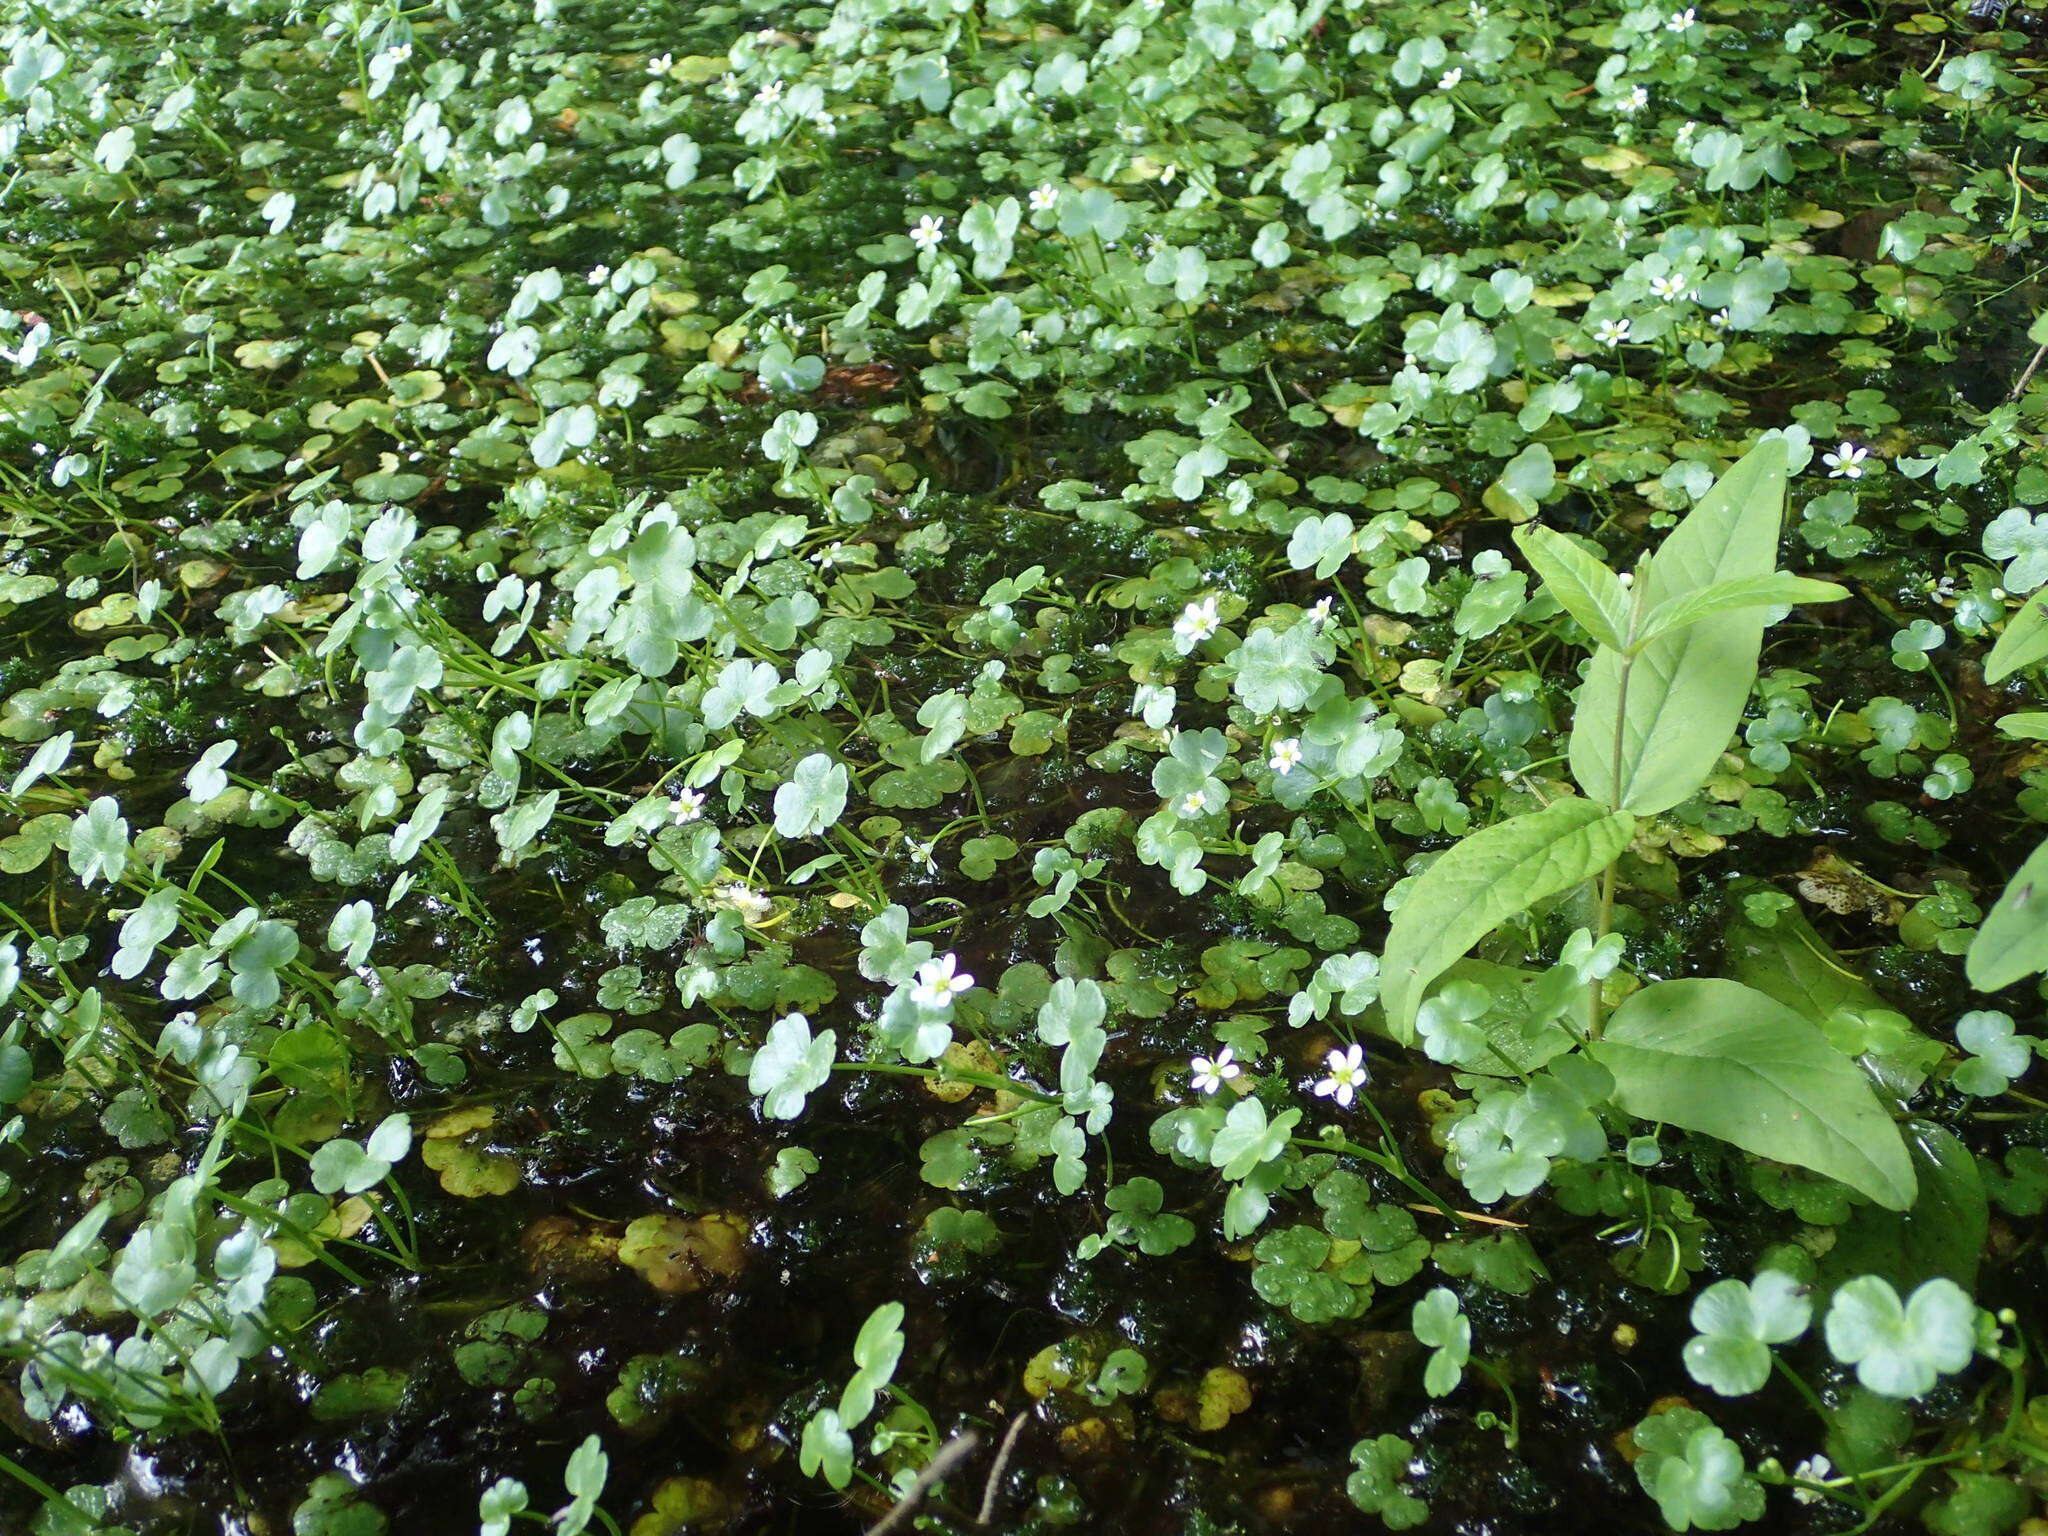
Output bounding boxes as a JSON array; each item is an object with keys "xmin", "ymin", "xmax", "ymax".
[{"xmin": 7, "ymin": 0, "xmax": 2048, "ymax": 1529}]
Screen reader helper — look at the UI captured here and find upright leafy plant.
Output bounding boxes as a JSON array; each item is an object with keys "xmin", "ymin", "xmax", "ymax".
[{"xmin": 1383, "ymin": 439, "xmax": 1913, "ymax": 1208}]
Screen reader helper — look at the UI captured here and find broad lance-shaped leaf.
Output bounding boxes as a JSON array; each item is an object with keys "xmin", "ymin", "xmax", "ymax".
[
  {"xmin": 1512, "ymin": 524, "xmax": 1630, "ymax": 651},
  {"xmin": 1590, "ymin": 978, "xmax": 1917, "ymax": 1211},
  {"xmin": 1965, "ymin": 832, "xmax": 2048, "ymax": 992},
  {"xmin": 1381, "ymin": 799, "xmax": 1636, "ymax": 1042},
  {"xmin": 1630, "ymin": 573, "xmax": 1847, "ymax": 650},
  {"xmin": 1570, "ymin": 437, "xmax": 1789, "ymax": 814},
  {"xmin": 1984, "ymin": 589, "xmax": 2048, "ymax": 685}
]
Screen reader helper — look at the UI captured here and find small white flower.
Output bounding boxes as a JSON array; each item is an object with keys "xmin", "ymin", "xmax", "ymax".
[
  {"xmin": 1789, "ymin": 1455, "xmax": 1832, "ymax": 1505},
  {"xmin": 1709, "ymin": 307, "xmax": 1731, "ymax": 328},
  {"xmin": 1650, "ymin": 272, "xmax": 1688, "ymax": 301},
  {"xmin": 1675, "ymin": 120, "xmax": 1698, "ymax": 146},
  {"xmin": 1823, "ymin": 442, "xmax": 1871, "ymax": 480},
  {"xmin": 1179, "ymin": 789, "xmax": 1208, "ymax": 816},
  {"xmin": 755, "ymin": 78, "xmax": 784, "ymax": 104},
  {"xmin": 647, "ymin": 52, "xmax": 674, "ymax": 74},
  {"xmin": 717, "ymin": 73, "xmax": 742, "ymax": 100},
  {"xmin": 1612, "ymin": 219, "xmax": 1631, "ymax": 243},
  {"xmin": 1314, "ymin": 1043, "xmax": 1368, "ymax": 1109},
  {"xmin": 1190, "ymin": 1048, "xmax": 1241, "ymax": 1095},
  {"xmin": 1437, "ymin": 66, "xmax": 1463, "ymax": 90},
  {"xmin": 670, "ymin": 788, "xmax": 704, "ymax": 824},
  {"xmin": 586, "ymin": 264, "xmax": 610, "ymax": 285},
  {"xmin": 1617, "ymin": 571, "xmax": 1634, "ymax": 589},
  {"xmin": 384, "ymin": 42, "xmax": 412, "ymax": 62},
  {"xmin": 911, "ymin": 952, "xmax": 975, "ymax": 1008},
  {"xmin": 813, "ymin": 541, "xmax": 850, "ymax": 567},
  {"xmin": 716, "ymin": 883, "xmax": 772, "ymax": 922},
  {"xmin": 1306, "ymin": 595, "xmax": 1334, "ymax": 629},
  {"xmin": 1174, "ymin": 595, "xmax": 1221, "ymax": 645},
  {"xmin": 905, "ymin": 835, "xmax": 937, "ymax": 873},
  {"xmin": 1618, "ymin": 84, "xmax": 1648, "ymax": 114},
  {"xmin": 1594, "ymin": 317, "xmax": 1631, "ymax": 347},
  {"xmin": 1160, "ymin": 163, "xmax": 1177, "ymax": 184},
  {"xmin": 812, "ymin": 111, "xmax": 836, "ymax": 135},
  {"xmin": 910, "ymin": 214, "xmax": 945, "ymax": 252},
  {"xmin": 1029, "ymin": 182, "xmax": 1060, "ymax": 212},
  {"xmin": 1269, "ymin": 738, "xmax": 1304, "ymax": 775},
  {"xmin": 1667, "ymin": 7, "xmax": 1697, "ymax": 31},
  {"xmin": 782, "ymin": 312, "xmax": 804, "ymax": 338}
]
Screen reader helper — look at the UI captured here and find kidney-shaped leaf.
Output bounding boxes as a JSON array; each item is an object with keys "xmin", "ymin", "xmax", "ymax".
[
  {"xmin": 1591, "ymin": 978, "xmax": 1916, "ymax": 1210},
  {"xmin": 1381, "ymin": 799, "xmax": 1636, "ymax": 1041}
]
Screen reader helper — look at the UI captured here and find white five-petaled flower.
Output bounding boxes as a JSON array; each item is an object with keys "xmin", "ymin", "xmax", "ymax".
[
  {"xmin": 1824, "ymin": 442, "xmax": 1871, "ymax": 479},
  {"xmin": 1437, "ymin": 66, "xmax": 1463, "ymax": 90},
  {"xmin": 670, "ymin": 787, "xmax": 704, "ymax": 824},
  {"xmin": 1789, "ymin": 1455, "xmax": 1833, "ymax": 1505},
  {"xmin": 1175, "ymin": 595, "xmax": 1221, "ymax": 645},
  {"xmin": 910, "ymin": 214, "xmax": 945, "ymax": 252},
  {"xmin": 1179, "ymin": 789, "xmax": 1208, "ymax": 816},
  {"xmin": 905, "ymin": 835, "xmax": 937, "ymax": 873},
  {"xmin": 1667, "ymin": 7, "xmax": 1697, "ymax": 30},
  {"xmin": 1618, "ymin": 85, "xmax": 1648, "ymax": 114},
  {"xmin": 587, "ymin": 264, "xmax": 610, "ymax": 285},
  {"xmin": 755, "ymin": 78, "xmax": 784, "ymax": 104},
  {"xmin": 1189, "ymin": 1048, "xmax": 1241, "ymax": 1095},
  {"xmin": 1650, "ymin": 272, "xmax": 1688, "ymax": 301},
  {"xmin": 1269, "ymin": 738, "xmax": 1304, "ymax": 775},
  {"xmin": 1029, "ymin": 183, "xmax": 1060, "ymax": 212},
  {"xmin": 912, "ymin": 952, "xmax": 975, "ymax": 1008},
  {"xmin": 1314, "ymin": 1043, "xmax": 1368, "ymax": 1109},
  {"xmin": 1306, "ymin": 595, "xmax": 1335, "ymax": 628},
  {"xmin": 1709, "ymin": 307, "xmax": 1731, "ymax": 328},
  {"xmin": 1594, "ymin": 317, "xmax": 1631, "ymax": 347},
  {"xmin": 647, "ymin": 52, "xmax": 674, "ymax": 74}
]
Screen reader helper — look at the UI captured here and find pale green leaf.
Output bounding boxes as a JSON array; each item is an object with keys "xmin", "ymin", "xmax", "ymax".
[
  {"xmin": 1591, "ymin": 978, "xmax": 1917, "ymax": 1210},
  {"xmin": 1570, "ymin": 438, "xmax": 1789, "ymax": 814},
  {"xmin": 1965, "ymin": 833, "xmax": 2048, "ymax": 992},
  {"xmin": 1985, "ymin": 589, "xmax": 2048, "ymax": 685},
  {"xmin": 1631, "ymin": 574, "xmax": 1847, "ymax": 650},
  {"xmin": 1512, "ymin": 524, "xmax": 1630, "ymax": 651},
  {"xmin": 1381, "ymin": 800, "xmax": 1636, "ymax": 1041}
]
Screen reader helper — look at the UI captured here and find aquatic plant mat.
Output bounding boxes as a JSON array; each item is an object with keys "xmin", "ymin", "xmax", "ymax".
[{"xmin": 6, "ymin": 0, "xmax": 2048, "ymax": 1530}]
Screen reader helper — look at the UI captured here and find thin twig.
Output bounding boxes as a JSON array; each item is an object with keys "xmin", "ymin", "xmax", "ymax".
[
  {"xmin": 977, "ymin": 1411, "xmax": 1030, "ymax": 1526},
  {"xmin": 2008, "ymin": 336, "xmax": 2048, "ymax": 402},
  {"xmin": 865, "ymin": 1430, "xmax": 980, "ymax": 1536}
]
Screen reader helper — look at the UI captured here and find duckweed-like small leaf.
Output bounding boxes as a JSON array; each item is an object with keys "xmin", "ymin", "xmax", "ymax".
[
  {"xmin": 1824, "ymin": 1277, "xmax": 1977, "ymax": 1399},
  {"xmin": 1682, "ymin": 1270, "xmax": 1811, "ymax": 1396}
]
